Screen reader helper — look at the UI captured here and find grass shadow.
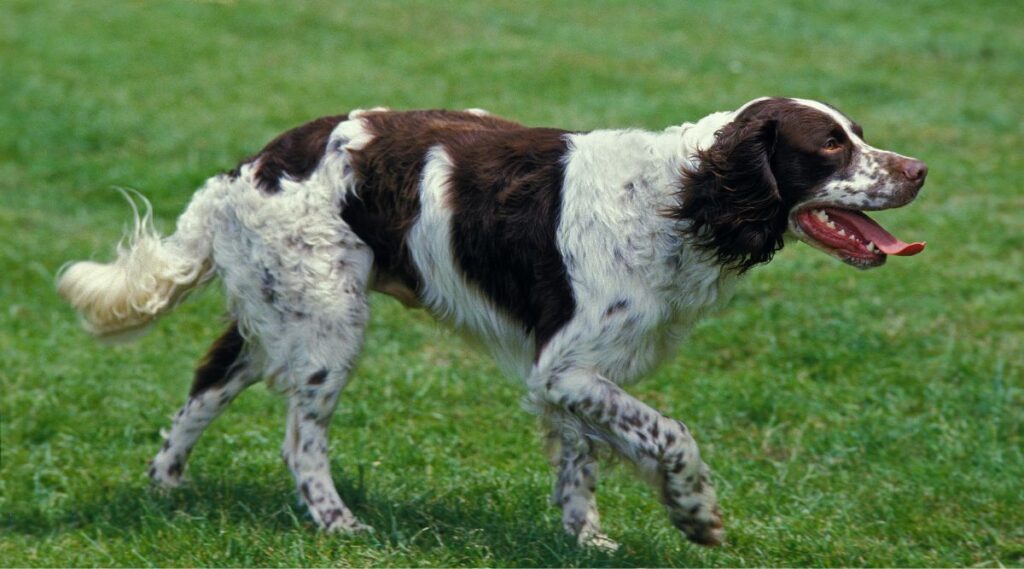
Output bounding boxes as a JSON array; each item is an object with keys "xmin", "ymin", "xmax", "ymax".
[{"xmin": 1, "ymin": 468, "xmax": 704, "ymax": 567}]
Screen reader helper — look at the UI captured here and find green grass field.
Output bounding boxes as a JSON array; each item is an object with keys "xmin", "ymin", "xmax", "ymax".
[{"xmin": 2, "ymin": 0, "xmax": 1021, "ymax": 566}]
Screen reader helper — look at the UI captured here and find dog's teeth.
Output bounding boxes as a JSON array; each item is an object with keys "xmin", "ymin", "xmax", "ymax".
[
  {"xmin": 867, "ymin": 241, "xmax": 880, "ymax": 253},
  {"xmin": 813, "ymin": 209, "xmax": 829, "ymax": 222},
  {"xmin": 837, "ymin": 229, "xmax": 846, "ymax": 236}
]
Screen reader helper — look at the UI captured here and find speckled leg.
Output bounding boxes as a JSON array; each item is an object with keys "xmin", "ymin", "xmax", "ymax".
[
  {"xmin": 282, "ymin": 362, "xmax": 371, "ymax": 534},
  {"xmin": 546, "ymin": 414, "xmax": 618, "ymax": 550},
  {"xmin": 149, "ymin": 331, "xmax": 258, "ymax": 488},
  {"xmin": 274, "ymin": 303, "xmax": 373, "ymax": 533},
  {"xmin": 534, "ymin": 368, "xmax": 724, "ymax": 546}
]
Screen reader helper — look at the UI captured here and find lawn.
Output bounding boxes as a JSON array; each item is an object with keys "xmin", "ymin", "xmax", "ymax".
[{"xmin": 1, "ymin": 0, "xmax": 1021, "ymax": 566}]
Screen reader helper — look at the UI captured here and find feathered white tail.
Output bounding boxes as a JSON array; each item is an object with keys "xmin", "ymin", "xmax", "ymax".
[{"xmin": 58, "ymin": 189, "xmax": 216, "ymax": 339}]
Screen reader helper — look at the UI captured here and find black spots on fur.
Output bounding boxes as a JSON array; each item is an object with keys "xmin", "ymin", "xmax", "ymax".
[
  {"xmin": 603, "ymin": 299, "xmax": 629, "ymax": 318},
  {"xmin": 446, "ymin": 126, "xmax": 578, "ymax": 355},
  {"xmin": 674, "ymin": 420, "xmax": 689, "ymax": 434},
  {"xmin": 300, "ymin": 481, "xmax": 312, "ymax": 503},
  {"xmin": 189, "ymin": 323, "xmax": 245, "ymax": 396},
  {"xmin": 565, "ymin": 508, "xmax": 587, "ymax": 535},
  {"xmin": 248, "ymin": 115, "xmax": 348, "ymax": 193},
  {"xmin": 321, "ymin": 389, "xmax": 340, "ymax": 405},
  {"xmin": 260, "ymin": 269, "xmax": 277, "ymax": 304},
  {"xmin": 622, "ymin": 412, "xmax": 644, "ymax": 428},
  {"xmin": 320, "ymin": 508, "xmax": 344, "ymax": 528},
  {"xmin": 308, "ymin": 369, "xmax": 328, "ymax": 385},
  {"xmin": 167, "ymin": 457, "xmax": 183, "ymax": 478},
  {"xmin": 550, "ymin": 361, "xmax": 572, "ymax": 378}
]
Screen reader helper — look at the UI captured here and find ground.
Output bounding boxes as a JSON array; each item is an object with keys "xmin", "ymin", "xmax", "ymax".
[{"xmin": 1, "ymin": 0, "xmax": 1021, "ymax": 566}]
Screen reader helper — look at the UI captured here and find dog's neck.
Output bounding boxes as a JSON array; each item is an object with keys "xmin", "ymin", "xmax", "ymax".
[{"xmin": 666, "ymin": 109, "xmax": 739, "ymax": 169}]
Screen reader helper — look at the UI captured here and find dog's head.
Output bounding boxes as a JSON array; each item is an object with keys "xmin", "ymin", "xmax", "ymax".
[{"xmin": 677, "ymin": 97, "xmax": 927, "ymax": 272}]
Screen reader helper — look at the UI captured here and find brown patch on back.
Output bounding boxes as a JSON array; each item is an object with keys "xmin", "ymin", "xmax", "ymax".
[
  {"xmin": 235, "ymin": 115, "xmax": 348, "ymax": 192},
  {"xmin": 344, "ymin": 109, "xmax": 578, "ymax": 353},
  {"xmin": 190, "ymin": 322, "xmax": 245, "ymax": 396},
  {"xmin": 343, "ymin": 110, "xmax": 523, "ymax": 295},
  {"xmin": 445, "ymin": 127, "xmax": 577, "ymax": 352}
]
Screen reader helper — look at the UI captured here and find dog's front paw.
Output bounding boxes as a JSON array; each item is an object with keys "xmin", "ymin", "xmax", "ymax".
[
  {"xmin": 147, "ymin": 455, "xmax": 185, "ymax": 489},
  {"xmin": 663, "ymin": 461, "xmax": 724, "ymax": 546},
  {"xmin": 669, "ymin": 503, "xmax": 724, "ymax": 546}
]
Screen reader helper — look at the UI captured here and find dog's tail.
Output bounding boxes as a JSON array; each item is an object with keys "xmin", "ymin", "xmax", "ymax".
[{"xmin": 58, "ymin": 186, "xmax": 220, "ymax": 340}]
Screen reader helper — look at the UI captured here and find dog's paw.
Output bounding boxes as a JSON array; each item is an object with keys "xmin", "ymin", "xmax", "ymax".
[
  {"xmin": 325, "ymin": 519, "xmax": 374, "ymax": 535},
  {"xmin": 147, "ymin": 459, "xmax": 185, "ymax": 489},
  {"xmin": 670, "ymin": 503, "xmax": 724, "ymax": 547}
]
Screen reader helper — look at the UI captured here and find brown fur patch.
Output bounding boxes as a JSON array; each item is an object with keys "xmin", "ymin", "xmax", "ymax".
[
  {"xmin": 239, "ymin": 115, "xmax": 348, "ymax": 192},
  {"xmin": 189, "ymin": 323, "xmax": 245, "ymax": 396}
]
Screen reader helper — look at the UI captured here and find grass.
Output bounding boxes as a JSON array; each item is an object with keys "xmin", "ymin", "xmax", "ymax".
[{"xmin": 1, "ymin": 0, "xmax": 1021, "ymax": 566}]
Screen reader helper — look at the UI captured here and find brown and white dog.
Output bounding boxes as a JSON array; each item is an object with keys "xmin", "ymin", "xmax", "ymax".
[{"xmin": 58, "ymin": 97, "xmax": 926, "ymax": 548}]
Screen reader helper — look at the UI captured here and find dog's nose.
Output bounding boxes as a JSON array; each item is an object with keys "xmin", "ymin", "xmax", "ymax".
[{"xmin": 902, "ymin": 159, "xmax": 928, "ymax": 184}]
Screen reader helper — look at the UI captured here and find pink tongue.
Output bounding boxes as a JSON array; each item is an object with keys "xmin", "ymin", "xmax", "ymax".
[{"xmin": 826, "ymin": 209, "xmax": 926, "ymax": 256}]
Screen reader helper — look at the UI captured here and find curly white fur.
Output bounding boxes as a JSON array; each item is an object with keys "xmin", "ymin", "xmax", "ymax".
[{"xmin": 57, "ymin": 189, "xmax": 217, "ymax": 338}]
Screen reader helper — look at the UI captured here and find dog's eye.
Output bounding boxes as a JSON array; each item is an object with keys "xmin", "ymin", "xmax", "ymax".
[{"xmin": 822, "ymin": 138, "xmax": 842, "ymax": 151}]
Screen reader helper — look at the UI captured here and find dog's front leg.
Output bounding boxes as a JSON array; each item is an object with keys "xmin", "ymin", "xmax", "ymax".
[
  {"xmin": 543, "ymin": 411, "xmax": 618, "ymax": 550},
  {"xmin": 531, "ymin": 366, "xmax": 724, "ymax": 546}
]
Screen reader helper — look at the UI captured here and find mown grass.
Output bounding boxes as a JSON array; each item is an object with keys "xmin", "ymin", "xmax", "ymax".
[{"xmin": 1, "ymin": 0, "xmax": 1021, "ymax": 566}]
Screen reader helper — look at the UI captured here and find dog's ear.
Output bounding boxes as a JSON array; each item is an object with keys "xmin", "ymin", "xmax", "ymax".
[{"xmin": 674, "ymin": 118, "xmax": 787, "ymax": 273}]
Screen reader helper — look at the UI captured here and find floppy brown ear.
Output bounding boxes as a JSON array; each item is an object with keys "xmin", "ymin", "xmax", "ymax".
[{"xmin": 674, "ymin": 118, "xmax": 788, "ymax": 273}]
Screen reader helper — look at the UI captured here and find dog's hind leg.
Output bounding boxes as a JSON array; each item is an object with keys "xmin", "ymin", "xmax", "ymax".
[
  {"xmin": 281, "ymin": 360, "xmax": 371, "ymax": 534},
  {"xmin": 544, "ymin": 411, "xmax": 618, "ymax": 550},
  {"xmin": 149, "ymin": 322, "xmax": 260, "ymax": 487},
  {"xmin": 274, "ymin": 284, "xmax": 373, "ymax": 533},
  {"xmin": 237, "ymin": 228, "xmax": 376, "ymax": 534}
]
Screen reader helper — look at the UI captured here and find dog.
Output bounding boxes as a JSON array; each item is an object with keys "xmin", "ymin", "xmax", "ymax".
[{"xmin": 58, "ymin": 97, "xmax": 927, "ymax": 548}]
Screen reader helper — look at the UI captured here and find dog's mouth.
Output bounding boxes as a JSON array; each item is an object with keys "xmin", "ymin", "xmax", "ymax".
[{"xmin": 791, "ymin": 207, "xmax": 925, "ymax": 269}]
